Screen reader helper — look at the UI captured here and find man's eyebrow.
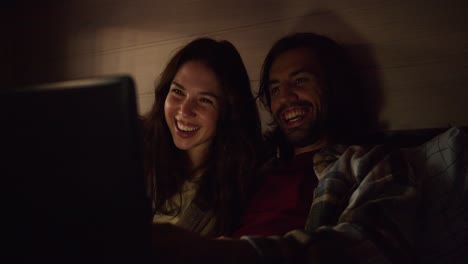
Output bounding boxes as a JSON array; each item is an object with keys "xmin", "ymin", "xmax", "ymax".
[
  {"xmin": 268, "ymin": 68, "xmax": 314, "ymax": 87},
  {"xmin": 267, "ymin": 79, "xmax": 279, "ymax": 86},
  {"xmin": 290, "ymin": 68, "xmax": 309, "ymax": 77}
]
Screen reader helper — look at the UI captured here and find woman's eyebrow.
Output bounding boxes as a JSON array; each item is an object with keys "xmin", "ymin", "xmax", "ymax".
[
  {"xmin": 171, "ymin": 81, "xmax": 221, "ymax": 99},
  {"xmin": 171, "ymin": 81, "xmax": 185, "ymax": 89},
  {"xmin": 199, "ymin": 91, "xmax": 221, "ymax": 100}
]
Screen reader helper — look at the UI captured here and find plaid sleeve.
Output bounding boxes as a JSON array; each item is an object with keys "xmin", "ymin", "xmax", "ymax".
[{"xmin": 241, "ymin": 144, "xmax": 420, "ymax": 263}]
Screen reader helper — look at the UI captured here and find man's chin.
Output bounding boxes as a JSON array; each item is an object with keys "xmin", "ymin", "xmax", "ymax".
[{"xmin": 283, "ymin": 125, "xmax": 324, "ymax": 148}]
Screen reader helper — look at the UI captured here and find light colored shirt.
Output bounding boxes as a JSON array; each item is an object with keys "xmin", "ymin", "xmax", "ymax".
[{"xmin": 153, "ymin": 178, "xmax": 217, "ymax": 237}]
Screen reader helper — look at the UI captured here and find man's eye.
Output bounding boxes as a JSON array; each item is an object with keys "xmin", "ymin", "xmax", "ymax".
[
  {"xmin": 200, "ymin": 98, "xmax": 213, "ymax": 104},
  {"xmin": 270, "ymin": 86, "xmax": 280, "ymax": 95},
  {"xmin": 295, "ymin": 77, "xmax": 308, "ymax": 85}
]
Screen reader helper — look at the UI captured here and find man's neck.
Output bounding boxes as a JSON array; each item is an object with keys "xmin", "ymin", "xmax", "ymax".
[{"xmin": 293, "ymin": 137, "xmax": 327, "ymax": 156}]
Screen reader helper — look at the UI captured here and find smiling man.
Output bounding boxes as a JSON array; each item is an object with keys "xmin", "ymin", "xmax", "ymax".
[
  {"xmin": 228, "ymin": 33, "xmax": 420, "ymax": 263},
  {"xmin": 268, "ymin": 46, "xmax": 327, "ymax": 154}
]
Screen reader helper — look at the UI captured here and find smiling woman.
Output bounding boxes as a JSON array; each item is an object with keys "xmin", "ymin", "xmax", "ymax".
[
  {"xmin": 164, "ymin": 61, "xmax": 222, "ymax": 169},
  {"xmin": 142, "ymin": 38, "xmax": 263, "ymax": 237}
]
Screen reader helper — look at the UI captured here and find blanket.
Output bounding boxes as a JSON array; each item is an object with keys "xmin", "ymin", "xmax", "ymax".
[{"xmin": 242, "ymin": 127, "xmax": 468, "ymax": 263}]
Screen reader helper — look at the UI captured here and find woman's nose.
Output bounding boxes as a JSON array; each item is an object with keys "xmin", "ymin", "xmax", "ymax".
[{"xmin": 179, "ymin": 98, "xmax": 196, "ymax": 117}]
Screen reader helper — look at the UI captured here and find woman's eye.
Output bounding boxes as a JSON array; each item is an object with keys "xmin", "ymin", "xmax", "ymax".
[{"xmin": 171, "ymin": 88, "xmax": 184, "ymax": 96}]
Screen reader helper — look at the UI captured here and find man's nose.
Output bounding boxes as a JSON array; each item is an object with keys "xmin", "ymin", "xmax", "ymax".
[
  {"xmin": 179, "ymin": 98, "xmax": 196, "ymax": 117},
  {"xmin": 278, "ymin": 83, "xmax": 298, "ymax": 104}
]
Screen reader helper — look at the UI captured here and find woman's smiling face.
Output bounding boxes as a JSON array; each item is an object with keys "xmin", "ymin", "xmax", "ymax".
[{"xmin": 164, "ymin": 60, "xmax": 223, "ymax": 159}]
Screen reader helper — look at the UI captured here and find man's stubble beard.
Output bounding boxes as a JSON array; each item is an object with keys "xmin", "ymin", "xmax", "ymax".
[
  {"xmin": 272, "ymin": 99, "xmax": 328, "ymax": 149},
  {"xmin": 281, "ymin": 118, "xmax": 326, "ymax": 148}
]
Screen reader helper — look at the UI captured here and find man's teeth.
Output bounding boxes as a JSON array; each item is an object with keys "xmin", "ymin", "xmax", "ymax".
[
  {"xmin": 284, "ymin": 110, "xmax": 305, "ymax": 122},
  {"xmin": 177, "ymin": 121, "xmax": 199, "ymax": 132}
]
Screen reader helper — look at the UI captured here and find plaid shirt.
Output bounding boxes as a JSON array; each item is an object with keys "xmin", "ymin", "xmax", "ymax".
[{"xmin": 242, "ymin": 128, "xmax": 468, "ymax": 263}]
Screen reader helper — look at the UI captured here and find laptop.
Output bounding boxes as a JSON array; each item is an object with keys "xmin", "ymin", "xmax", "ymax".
[{"xmin": 0, "ymin": 76, "xmax": 152, "ymax": 263}]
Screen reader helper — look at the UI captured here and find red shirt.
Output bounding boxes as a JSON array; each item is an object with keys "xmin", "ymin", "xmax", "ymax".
[{"xmin": 232, "ymin": 152, "xmax": 318, "ymax": 237}]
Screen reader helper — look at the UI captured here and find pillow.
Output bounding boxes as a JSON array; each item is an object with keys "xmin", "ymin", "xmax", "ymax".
[{"xmin": 402, "ymin": 127, "xmax": 468, "ymax": 263}]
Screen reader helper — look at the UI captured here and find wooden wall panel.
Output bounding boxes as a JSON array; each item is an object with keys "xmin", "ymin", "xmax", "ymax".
[
  {"xmin": 8, "ymin": 0, "xmax": 468, "ymax": 131},
  {"xmin": 58, "ymin": 0, "xmax": 386, "ymax": 54},
  {"xmin": 372, "ymin": 61, "xmax": 468, "ymax": 129}
]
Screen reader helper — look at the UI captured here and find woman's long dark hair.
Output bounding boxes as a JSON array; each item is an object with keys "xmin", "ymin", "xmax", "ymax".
[{"xmin": 143, "ymin": 38, "xmax": 262, "ymax": 234}]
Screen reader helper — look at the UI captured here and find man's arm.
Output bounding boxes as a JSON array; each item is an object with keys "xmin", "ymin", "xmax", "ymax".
[
  {"xmin": 242, "ymin": 145, "xmax": 420, "ymax": 263},
  {"xmin": 152, "ymin": 223, "xmax": 260, "ymax": 264}
]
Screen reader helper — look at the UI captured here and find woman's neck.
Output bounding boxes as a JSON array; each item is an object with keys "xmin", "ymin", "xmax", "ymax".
[{"xmin": 187, "ymin": 146, "xmax": 209, "ymax": 179}]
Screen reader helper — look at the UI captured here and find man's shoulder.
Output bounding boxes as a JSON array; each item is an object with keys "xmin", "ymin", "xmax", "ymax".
[{"xmin": 313, "ymin": 144, "xmax": 379, "ymax": 176}]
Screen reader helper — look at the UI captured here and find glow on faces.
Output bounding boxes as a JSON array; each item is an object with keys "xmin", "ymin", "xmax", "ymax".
[
  {"xmin": 268, "ymin": 47, "xmax": 326, "ymax": 148},
  {"xmin": 164, "ymin": 60, "xmax": 223, "ymax": 162}
]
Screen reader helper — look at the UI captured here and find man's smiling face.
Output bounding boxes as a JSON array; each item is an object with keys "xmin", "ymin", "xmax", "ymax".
[{"xmin": 268, "ymin": 47, "xmax": 327, "ymax": 147}]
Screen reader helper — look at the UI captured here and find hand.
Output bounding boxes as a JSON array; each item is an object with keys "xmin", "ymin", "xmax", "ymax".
[
  {"xmin": 216, "ymin": 236, "xmax": 233, "ymax": 240},
  {"xmin": 152, "ymin": 223, "xmax": 209, "ymax": 262},
  {"xmin": 151, "ymin": 223, "xmax": 259, "ymax": 263},
  {"xmin": 152, "ymin": 222, "xmax": 203, "ymax": 244}
]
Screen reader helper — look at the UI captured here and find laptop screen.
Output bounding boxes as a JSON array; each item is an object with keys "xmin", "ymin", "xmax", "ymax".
[{"xmin": 1, "ymin": 76, "xmax": 151, "ymax": 262}]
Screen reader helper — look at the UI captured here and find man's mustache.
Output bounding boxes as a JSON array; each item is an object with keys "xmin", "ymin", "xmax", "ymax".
[{"xmin": 273, "ymin": 101, "xmax": 314, "ymax": 121}]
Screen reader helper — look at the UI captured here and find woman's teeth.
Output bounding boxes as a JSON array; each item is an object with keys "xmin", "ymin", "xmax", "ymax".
[{"xmin": 177, "ymin": 121, "xmax": 199, "ymax": 132}]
